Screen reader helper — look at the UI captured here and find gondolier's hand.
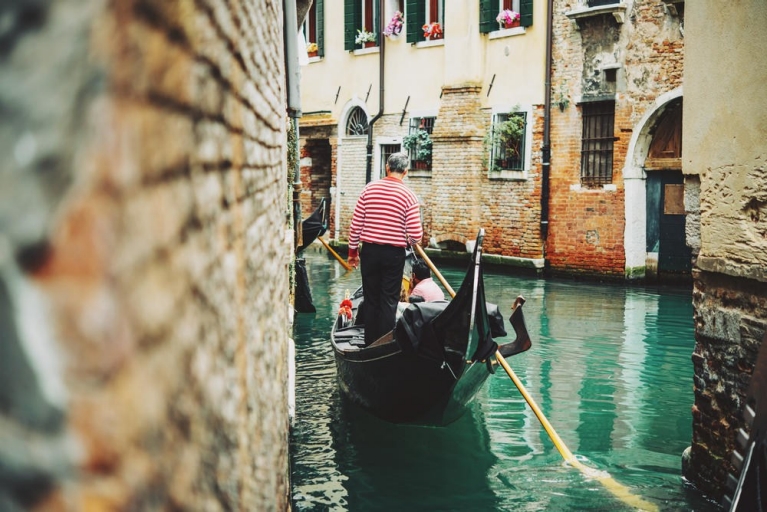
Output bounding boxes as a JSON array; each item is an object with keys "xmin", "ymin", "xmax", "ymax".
[{"xmin": 348, "ymin": 248, "xmax": 359, "ymax": 269}]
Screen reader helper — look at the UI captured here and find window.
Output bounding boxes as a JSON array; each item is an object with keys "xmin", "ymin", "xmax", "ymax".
[
  {"xmin": 344, "ymin": 0, "xmax": 380, "ymax": 51},
  {"xmin": 303, "ymin": 0, "xmax": 324, "ymax": 57},
  {"xmin": 580, "ymin": 101, "xmax": 615, "ymax": 186},
  {"xmin": 404, "ymin": 117, "xmax": 435, "ymax": 171},
  {"xmin": 489, "ymin": 112, "xmax": 527, "ymax": 172},
  {"xmin": 588, "ymin": 0, "xmax": 620, "ymax": 6},
  {"xmin": 406, "ymin": 0, "xmax": 444, "ymax": 43},
  {"xmin": 345, "ymin": 107, "xmax": 369, "ymax": 136},
  {"xmin": 380, "ymin": 143, "xmax": 401, "ymax": 178},
  {"xmin": 479, "ymin": 0, "xmax": 533, "ymax": 33}
]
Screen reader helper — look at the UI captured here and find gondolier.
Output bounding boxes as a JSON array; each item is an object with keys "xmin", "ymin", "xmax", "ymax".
[{"xmin": 347, "ymin": 152, "xmax": 423, "ymax": 345}]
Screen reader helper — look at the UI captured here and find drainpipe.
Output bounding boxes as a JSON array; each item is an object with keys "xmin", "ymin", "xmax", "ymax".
[
  {"xmin": 365, "ymin": 0, "xmax": 386, "ymax": 183},
  {"xmin": 540, "ymin": 0, "xmax": 554, "ymax": 250},
  {"xmin": 284, "ymin": 0, "xmax": 302, "ymax": 248}
]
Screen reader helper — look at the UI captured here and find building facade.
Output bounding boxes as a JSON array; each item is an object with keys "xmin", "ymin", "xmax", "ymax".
[
  {"xmin": 300, "ymin": 0, "xmax": 548, "ymax": 266},
  {"xmin": 300, "ymin": 0, "xmax": 687, "ymax": 279},
  {"xmin": 550, "ymin": 0, "xmax": 685, "ymax": 279}
]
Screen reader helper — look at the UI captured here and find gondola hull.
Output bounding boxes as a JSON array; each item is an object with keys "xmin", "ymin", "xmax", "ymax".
[
  {"xmin": 330, "ymin": 229, "xmax": 531, "ymax": 426},
  {"xmin": 333, "ymin": 339, "xmax": 494, "ymax": 425}
]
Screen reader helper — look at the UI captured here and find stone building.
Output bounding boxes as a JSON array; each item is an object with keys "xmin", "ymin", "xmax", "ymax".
[
  {"xmin": 300, "ymin": 0, "xmax": 548, "ymax": 267},
  {"xmin": 549, "ymin": 0, "xmax": 685, "ymax": 279},
  {"xmin": 0, "ymin": 0, "xmax": 294, "ymax": 509},
  {"xmin": 299, "ymin": 0, "xmax": 688, "ymax": 279},
  {"xmin": 682, "ymin": 0, "xmax": 767, "ymax": 502}
]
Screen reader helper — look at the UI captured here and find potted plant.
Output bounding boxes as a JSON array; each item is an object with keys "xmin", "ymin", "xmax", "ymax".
[
  {"xmin": 402, "ymin": 129, "xmax": 433, "ymax": 169},
  {"xmin": 306, "ymin": 42, "xmax": 318, "ymax": 57},
  {"xmin": 355, "ymin": 29, "xmax": 377, "ymax": 48},
  {"xmin": 496, "ymin": 9, "xmax": 521, "ymax": 29},
  {"xmin": 495, "ymin": 115, "xmax": 525, "ymax": 169},
  {"xmin": 384, "ymin": 11, "xmax": 404, "ymax": 37},
  {"xmin": 421, "ymin": 22, "xmax": 443, "ymax": 40}
]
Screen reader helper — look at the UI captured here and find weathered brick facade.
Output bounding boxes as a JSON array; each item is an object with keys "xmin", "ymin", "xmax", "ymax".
[
  {"xmin": 0, "ymin": 0, "xmax": 291, "ymax": 509},
  {"xmin": 549, "ymin": 0, "xmax": 684, "ymax": 278}
]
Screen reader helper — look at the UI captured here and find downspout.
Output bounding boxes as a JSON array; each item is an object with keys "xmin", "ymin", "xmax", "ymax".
[
  {"xmin": 284, "ymin": 0, "xmax": 302, "ymax": 248},
  {"xmin": 540, "ymin": 0, "xmax": 554, "ymax": 255},
  {"xmin": 365, "ymin": 0, "xmax": 386, "ymax": 183}
]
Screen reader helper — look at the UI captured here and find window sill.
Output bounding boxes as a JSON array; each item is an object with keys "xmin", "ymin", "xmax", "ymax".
[
  {"xmin": 488, "ymin": 26, "xmax": 526, "ymax": 40},
  {"xmin": 353, "ymin": 46, "xmax": 379, "ymax": 56},
  {"xmin": 407, "ymin": 169, "xmax": 432, "ymax": 178},
  {"xmin": 415, "ymin": 39, "xmax": 444, "ymax": 49},
  {"xmin": 569, "ymin": 183, "xmax": 617, "ymax": 191},
  {"xmin": 565, "ymin": 2, "xmax": 627, "ymax": 25},
  {"xmin": 489, "ymin": 169, "xmax": 528, "ymax": 181},
  {"xmin": 307, "ymin": 56, "xmax": 322, "ymax": 63}
]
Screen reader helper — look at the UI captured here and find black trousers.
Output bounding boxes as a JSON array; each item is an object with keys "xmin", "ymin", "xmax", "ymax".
[{"xmin": 360, "ymin": 243, "xmax": 406, "ymax": 345}]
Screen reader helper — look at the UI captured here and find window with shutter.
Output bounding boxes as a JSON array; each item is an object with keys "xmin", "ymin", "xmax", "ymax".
[
  {"xmin": 344, "ymin": 0, "xmax": 360, "ymax": 51},
  {"xmin": 481, "ymin": 0, "xmax": 531, "ymax": 33},
  {"xmin": 303, "ymin": 0, "xmax": 324, "ymax": 57}
]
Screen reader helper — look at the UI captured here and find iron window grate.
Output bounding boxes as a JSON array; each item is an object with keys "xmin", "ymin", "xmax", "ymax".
[
  {"xmin": 580, "ymin": 101, "xmax": 615, "ymax": 186},
  {"xmin": 380, "ymin": 143, "xmax": 401, "ymax": 177}
]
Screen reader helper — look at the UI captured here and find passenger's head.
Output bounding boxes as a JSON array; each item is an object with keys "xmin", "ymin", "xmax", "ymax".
[
  {"xmin": 387, "ymin": 152, "xmax": 410, "ymax": 174},
  {"xmin": 412, "ymin": 260, "xmax": 430, "ymax": 281}
]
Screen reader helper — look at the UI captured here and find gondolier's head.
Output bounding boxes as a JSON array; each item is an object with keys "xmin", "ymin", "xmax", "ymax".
[{"xmin": 387, "ymin": 152, "xmax": 409, "ymax": 174}]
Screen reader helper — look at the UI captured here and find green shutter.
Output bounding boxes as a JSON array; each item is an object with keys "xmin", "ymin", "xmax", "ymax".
[
  {"xmin": 520, "ymin": 0, "xmax": 533, "ymax": 27},
  {"xmin": 344, "ymin": 0, "xmax": 360, "ymax": 51},
  {"xmin": 406, "ymin": 0, "xmax": 425, "ymax": 44},
  {"xmin": 479, "ymin": 0, "xmax": 496, "ymax": 34},
  {"xmin": 317, "ymin": 0, "xmax": 325, "ymax": 56}
]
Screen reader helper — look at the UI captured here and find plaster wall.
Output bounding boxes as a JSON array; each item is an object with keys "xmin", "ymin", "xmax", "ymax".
[
  {"xmin": 683, "ymin": 1, "xmax": 767, "ymax": 278},
  {"xmin": 683, "ymin": 0, "xmax": 767, "ymax": 499}
]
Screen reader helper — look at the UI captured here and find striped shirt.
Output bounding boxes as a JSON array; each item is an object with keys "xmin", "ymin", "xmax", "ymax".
[{"xmin": 348, "ymin": 176, "xmax": 423, "ymax": 250}]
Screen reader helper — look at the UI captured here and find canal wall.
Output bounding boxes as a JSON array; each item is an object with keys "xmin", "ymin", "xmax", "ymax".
[
  {"xmin": 682, "ymin": 0, "xmax": 767, "ymax": 501},
  {"xmin": 0, "ymin": 0, "xmax": 291, "ymax": 510}
]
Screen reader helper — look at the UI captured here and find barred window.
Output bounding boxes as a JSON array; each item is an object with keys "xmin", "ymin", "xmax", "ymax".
[
  {"xmin": 405, "ymin": 116, "xmax": 435, "ymax": 171},
  {"xmin": 588, "ymin": 0, "xmax": 620, "ymax": 6},
  {"xmin": 380, "ymin": 143, "xmax": 401, "ymax": 178},
  {"xmin": 489, "ymin": 111, "xmax": 527, "ymax": 172},
  {"xmin": 580, "ymin": 101, "xmax": 615, "ymax": 186}
]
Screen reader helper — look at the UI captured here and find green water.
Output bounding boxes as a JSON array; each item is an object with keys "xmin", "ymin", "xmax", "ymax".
[{"xmin": 290, "ymin": 250, "xmax": 719, "ymax": 511}]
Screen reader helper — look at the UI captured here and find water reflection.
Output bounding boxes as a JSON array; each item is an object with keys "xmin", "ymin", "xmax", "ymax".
[{"xmin": 291, "ymin": 249, "xmax": 718, "ymax": 511}]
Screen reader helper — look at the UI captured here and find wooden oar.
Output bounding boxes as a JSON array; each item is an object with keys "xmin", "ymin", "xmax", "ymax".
[
  {"xmin": 413, "ymin": 244, "xmax": 455, "ymax": 296},
  {"xmin": 417, "ymin": 249, "xmax": 658, "ymax": 512},
  {"xmin": 318, "ymin": 237, "xmax": 353, "ymax": 271}
]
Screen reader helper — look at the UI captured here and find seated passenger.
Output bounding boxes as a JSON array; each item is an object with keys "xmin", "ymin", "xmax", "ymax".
[{"xmin": 408, "ymin": 261, "xmax": 445, "ymax": 303}]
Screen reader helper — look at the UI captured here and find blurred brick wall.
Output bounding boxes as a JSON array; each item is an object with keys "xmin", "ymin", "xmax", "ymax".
[{"xmin": 0, "ymin": 0, "xmax": 291, "ymax": 510}]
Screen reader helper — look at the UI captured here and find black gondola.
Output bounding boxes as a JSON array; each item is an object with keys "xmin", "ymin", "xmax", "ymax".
[
  {"xmin": 296, "ymin": 198, "xmax": 328, "ymax": 254},
  {"xmin": 330, "ymin": 229, "xmax": 532, "ymax": 425}
]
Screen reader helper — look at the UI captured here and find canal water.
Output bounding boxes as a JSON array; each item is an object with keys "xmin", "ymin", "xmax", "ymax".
[{"xmin": 290, "ymin": 249, "xmax": 719, "ymax": 511}]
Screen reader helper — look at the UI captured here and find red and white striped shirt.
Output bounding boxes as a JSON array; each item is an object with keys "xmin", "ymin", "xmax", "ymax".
[{"xmin": 348, "ymin": 176, "xmax": 423, "ymax": 251}]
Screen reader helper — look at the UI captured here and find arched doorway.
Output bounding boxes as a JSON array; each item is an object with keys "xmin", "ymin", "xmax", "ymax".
[
  {"xmin": 644, "ymin": 98, "xmax": 690, "ymax": 278},
  {"xmin": 623, "ymin": 89, "xmax": 690, "ymax": 280}
]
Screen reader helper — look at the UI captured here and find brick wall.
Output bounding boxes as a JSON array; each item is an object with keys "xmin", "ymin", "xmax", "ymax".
[
  {"xmin": 549, "ymin": 0, "xmax": 684, "ymax": 277},
  {"xmin": 334, "ymin": 89, "xmax": 544, "ymax": 260},
  {"xmin": 0, "ymin": 0, "xmax": 291, "ymax": 509}
]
